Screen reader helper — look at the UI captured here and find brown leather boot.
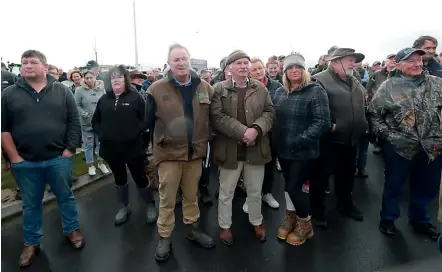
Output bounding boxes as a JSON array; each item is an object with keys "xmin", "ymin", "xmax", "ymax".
[
  {"xmin": 287, "ymin": 216, "xmax": 314, "ymax": 246},
  {"xmin": 219, "ymin": 228, "xmax": 233, "ymax": 246},
  {"xmin": 67, "ymin": 230, "xmax": 85, "ymax": 249},
  {"xmin": 253, "ymin": 224, "xmax": 267, "ymax": 242},
  {"xmin": 277, "ymin": 210, "xmax": 297, "ymax": 240},
  {"xmin": 19, "ymin": 245, "xmax": 40, "ymax": 267}
]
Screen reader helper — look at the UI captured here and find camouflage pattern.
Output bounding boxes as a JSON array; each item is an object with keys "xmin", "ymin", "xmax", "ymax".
[{"xmin": 369, "ymin": 72, "xmax": 442, "ymax": 161}]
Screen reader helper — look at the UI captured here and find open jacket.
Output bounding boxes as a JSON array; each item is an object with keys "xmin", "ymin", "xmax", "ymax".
[
  {"xmin": 210, "ymin": 78, "xmax": 275, "ymax": 169},
  {"xmin": 369, "ymin": 71, "xmax": 442, "ymax": 161},
  {"xmin": 145, "ymin": 69, "xmax": 214, "ymax": 165}
]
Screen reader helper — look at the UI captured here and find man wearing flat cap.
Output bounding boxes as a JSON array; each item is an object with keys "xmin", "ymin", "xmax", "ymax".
[
  {"xmin": 311, "ymin": 48, "xmax": 368, "ymax": 225},
  {"xmin": 370, "ymin": 47, "xmax": 442, "ymax": 241},
  {"xmin": 210, "ymin": 50, "xmax": 275, "ymax": 245}
]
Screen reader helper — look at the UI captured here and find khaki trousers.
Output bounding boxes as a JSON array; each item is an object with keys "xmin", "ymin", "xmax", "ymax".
[
  {"xmin": 157, "ymin": 159, "xmax": 202, "ymax": 237},
  {"xmin": 218, "ymin": 161, "xmax": 265, "ymax": 229}
]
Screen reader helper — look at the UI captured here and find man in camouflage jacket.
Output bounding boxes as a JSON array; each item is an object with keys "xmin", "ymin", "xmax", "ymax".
[{"xmin": 370, "ymin": 48, "xmax": 442, "ymax": 240}]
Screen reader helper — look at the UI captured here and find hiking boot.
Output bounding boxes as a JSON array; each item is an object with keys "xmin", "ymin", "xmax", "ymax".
[
  {"xmin": 185, "ymin": 222, "xmax": 216, "ymax": 249},
  {"xmin": 138, "ymin": 186, "xmax": 157, "ymax": 224},
  {"xmin": 19, "ymin": 245, "xmax": 40, "ymax": 267},
  {"xmin": 220, "ymin": 228, "xmax": 233, "ymax": 246},
  {"xmin": 253, "ymin": 224, "xmax": 267, "ymax": 242},
  {"xmin": 115, "ymin": 184, "xmax": 131, "ymax": 225},
  {"xmin": 155, "ymin": 236, "xmax": 172, "ymax": 262},
  {"xmin": 199, "ymin": 184, "xmax": 213, "ymax": 206},
  {"xmin": 277, "ymin": 210, "xmax": 297, "ymax": 240},
  {"xmin": 287, "ymin": 216, "xmax": 314, "ymax": 246}
]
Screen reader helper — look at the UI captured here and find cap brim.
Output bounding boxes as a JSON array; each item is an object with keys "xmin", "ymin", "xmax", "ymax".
[
  {"xmin": 131, "ymin": 74, "xmax": 147, "ymax": 80},
  {"xmin": 328, "ymin": 53, "xmax": 365, "ymax": 63},
  {"xmin": 386, "ymin": 54, "xmax": 396, "ymax": 60},
  {"xmin": 402, "ymin": 49, "xmax": 426, "ymax": 61}
]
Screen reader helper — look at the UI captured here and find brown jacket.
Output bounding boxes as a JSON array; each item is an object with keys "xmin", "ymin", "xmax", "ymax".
[
  {"xmin": 147, "ymin": 70, "xmax": 214, "ymax": 165},
  {"xmin": 210, "ymin": 78, "xmax": 275, "ymax": 169}
]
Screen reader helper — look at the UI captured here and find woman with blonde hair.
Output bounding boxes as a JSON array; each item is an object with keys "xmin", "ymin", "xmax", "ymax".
[{"xmin": 271, "ymin": 53, "xmax": 331, "ymax": 246}]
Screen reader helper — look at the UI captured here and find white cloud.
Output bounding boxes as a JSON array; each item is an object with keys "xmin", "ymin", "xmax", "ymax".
[{"xmin": 1, "ymin": 0, "xmax": 440, "ymax": 70}]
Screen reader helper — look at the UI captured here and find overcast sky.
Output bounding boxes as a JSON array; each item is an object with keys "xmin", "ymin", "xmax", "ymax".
[{"xmin": 1, "ymin": 0, "xmax": 441, "ymax": 70}]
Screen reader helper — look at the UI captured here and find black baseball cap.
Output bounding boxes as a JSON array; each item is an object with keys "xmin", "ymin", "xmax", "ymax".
[
  {"xmin": 395, "ymin": 48, "xmax": 425, "ymax": 62},
  {"xmin": 86, "ymin": 60, "xmax": 99, "ymax": 68}
]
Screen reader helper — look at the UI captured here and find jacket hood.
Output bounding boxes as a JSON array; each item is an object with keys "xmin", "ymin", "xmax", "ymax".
[{"xmin": 80, "ymin": 80, "xmax": 104, "ymax": 91}]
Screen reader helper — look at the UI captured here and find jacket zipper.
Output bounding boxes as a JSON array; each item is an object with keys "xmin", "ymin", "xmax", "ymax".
[{"xmin": 114, "ymin": 96, "xmax": 119, "ymax": 111}]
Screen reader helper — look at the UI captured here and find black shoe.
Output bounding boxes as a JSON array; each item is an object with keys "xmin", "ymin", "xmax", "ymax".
[
  {"xmin": 155, "ymin": 237, "xmax": 172, "ymax": 262},
  {"xmin": 337, "ymin": 205, "xmax": 363, "ymax": 221},
  {"xmin": 312, "ymin": 217, "xmax": 328, "ymax": 229},
  {"xmin": 199, "ymin": 185, "xmax": 213, "ymax": 206},
  {"xmin": 379, "ymin": 219, "xmax": 397, "ymax": 236},
  {"xmin": 410, "ymin": 222, "xmax": 440, "ymax": 241},
  {"xmin": 185, "ymin": 223, "xmax": 216, "ymax": 249}
]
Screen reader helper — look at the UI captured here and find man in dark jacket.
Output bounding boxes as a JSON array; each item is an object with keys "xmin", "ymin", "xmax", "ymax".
[
  {"xmin": 1, "ymin": 62, "xmax": 17, "ymax": 91},
  {"xmin": 1, "ymin": 50, "xmax": 84, "ymax": 268},
  {"xmin": 86, "ymin": 60, "xmax": 105, "ymax": 81},
  {"xmin": 413, "ymin": 35, "xmax": 442, "ymax": 78},
  {"xmin": 210, "ymin": 57, "xmax": 228, "ymax": 85},
  {"xmin": 312, "ymin": 48, "xmax": 368, "ymax": 225}
]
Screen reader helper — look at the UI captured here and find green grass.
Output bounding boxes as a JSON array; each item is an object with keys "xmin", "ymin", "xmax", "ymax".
[{"xmin": 1, "ymin": 153, "xmax": 91, "ymax": 190}]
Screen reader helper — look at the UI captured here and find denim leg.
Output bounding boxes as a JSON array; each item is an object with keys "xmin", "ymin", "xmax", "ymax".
[
  {"xmin": 380, "ymin": 141, "xmax": 410, "ymax": 222},
  {"xmin": 82, "ymin": 131, "xmax": 94, "ymax": 165},
  {"xmin": 94, "ymin": 132, "xmax": 103, "ymax": 162},
  {"xmin": 11, "ymin": 161, "xmax": 46, "ymax": 246},
  {"xmin": 357, "ymin": 136, "xmax": 370, "ymax": 172},
  {"xmin": 45, "ymin": 156, "xmax": 80, "ymax": 235},
  {"xmin": 408, "ymin": 153, "xmax": 442, "ymax": 223}
]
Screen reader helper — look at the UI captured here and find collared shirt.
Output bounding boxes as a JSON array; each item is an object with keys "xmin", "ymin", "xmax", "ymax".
[
  {"xmin": 231, "ymin": 77, "xmax": 249, "ymax": 88},
  {"xmin": 173, "ymin": 75, "xmax": 192, "ymax": 87}
]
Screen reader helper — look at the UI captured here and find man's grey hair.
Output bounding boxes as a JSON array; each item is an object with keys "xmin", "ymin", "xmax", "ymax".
[{"xmin": 167, "ymin": 43, "xmax": 190, "ymax": 62}]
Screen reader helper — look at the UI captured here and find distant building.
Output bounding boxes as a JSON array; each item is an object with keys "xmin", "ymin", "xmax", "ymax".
[{"xmin": 190, "ymin": 58, "xmax": 207, "ymax": 73}]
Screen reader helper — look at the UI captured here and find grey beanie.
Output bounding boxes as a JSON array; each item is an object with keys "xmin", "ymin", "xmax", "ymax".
[{"xmin": 283, "ymin": 53, "xmax": 306, "ymax": 72}]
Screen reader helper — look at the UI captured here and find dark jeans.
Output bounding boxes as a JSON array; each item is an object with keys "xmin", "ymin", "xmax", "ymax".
[
  {"xmin": 107, "ymin": 156, "xmax": 150, "ymax": 189},
  {"xmin": 279, "ymin": 159, "xmax": 311, "ymax": 218},
  {"xmin": 310, "ymin": 141, "xmax": 357, "ymax": 218},
  {"xmin": 381, "ymin": 141, "xmax": 442, "ymax": 223},
  {"xmin": 355, "ymin": 135, "xmax": 370, "ymax": 172},
  {"xmin": 262, "ymin": 155, "xmax": 276, "ymax": 195},
  {"xmin": 11, "ymin": 156, "xmax": 79, "ymax": 246}
]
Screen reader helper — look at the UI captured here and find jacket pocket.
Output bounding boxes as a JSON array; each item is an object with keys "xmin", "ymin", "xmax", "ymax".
[
  {"xmin": 260, "ymin": 136, "xmax": 271, "ymax": 158},
  {"xmin": 213, "ymin": 135, "xmax": 227, "ymax": 163}
]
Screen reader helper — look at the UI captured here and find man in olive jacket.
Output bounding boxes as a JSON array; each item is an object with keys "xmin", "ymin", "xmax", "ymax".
[{"xmin": 210, "ymin": 50, "xmax": 275, "ymax": 246}]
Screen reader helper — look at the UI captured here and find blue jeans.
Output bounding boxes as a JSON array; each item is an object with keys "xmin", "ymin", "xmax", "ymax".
[
  {"xmin": 381, "ymin": 141, "xmax": 442, "ymax": 223},
  {"xmin": 82, "ymin": 131, "xmax": 102, "ymax": 165},
  {"xmin": 11, "ymin": 156, "xmax": 80, "ymax": 246},
  {"xmin": 355, "ymin": 135, "xmax": 370, "ymax": 172}
]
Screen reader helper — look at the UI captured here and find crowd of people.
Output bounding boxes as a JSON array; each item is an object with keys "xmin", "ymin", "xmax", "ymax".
[{"xmin": 1, "ymin": 34, "xmax": 442, "ymax": 268}]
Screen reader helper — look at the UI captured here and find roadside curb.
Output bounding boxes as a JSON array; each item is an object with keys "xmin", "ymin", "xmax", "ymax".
[{"xmin": 1, "ymin": 172, "xmax": 112, "ymax": 220}]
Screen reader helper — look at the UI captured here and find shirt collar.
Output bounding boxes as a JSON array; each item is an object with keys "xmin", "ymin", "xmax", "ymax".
[
  {"xmin": 231, "ymin": 77, "xmax": 249, "ymax": 88},
  {"xmin": 173, "ymin": 75, "xmax": 192, "ymax": 87}
]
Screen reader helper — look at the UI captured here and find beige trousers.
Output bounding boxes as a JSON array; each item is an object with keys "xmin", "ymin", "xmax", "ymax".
[
  {"xmin": 218, "ymin": 161, "xmax": 265, "ymax": 229},
  {"xmin": 157, "ymin": 159, "xmax": 202, "ymax": 237}
]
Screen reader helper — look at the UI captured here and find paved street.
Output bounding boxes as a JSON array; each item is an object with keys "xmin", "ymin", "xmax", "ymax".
[{"xmin": 1, "ymin": 146, "xmax": 441, "ymax": 272}]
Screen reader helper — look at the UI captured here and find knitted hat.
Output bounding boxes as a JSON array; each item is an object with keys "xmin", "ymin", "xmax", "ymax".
[
  {"xmin": 283, "ymin": 53, "xmax": 306, "ymax": 72},
  {"xmin": 225, "ymin": 50, "xmax": 250, "ymax": 67}
]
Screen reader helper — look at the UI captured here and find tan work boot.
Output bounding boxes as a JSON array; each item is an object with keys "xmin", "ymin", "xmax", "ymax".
[
  {"xmin": 287, "ymin": 216, "xmax": 314, "ymax": 246},
  {"xmin": 277, "ymin": 210, "xmax": 297, "ymax": 240}
]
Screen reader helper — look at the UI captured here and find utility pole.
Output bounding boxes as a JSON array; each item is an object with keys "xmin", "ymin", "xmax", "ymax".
[
  {"xmin": 93, "ymin": 37, "xmax": 98, "ymax": 62},
  {"xmin": 133, "ymin": 0, "xmax": 139, "ymax": 69}
]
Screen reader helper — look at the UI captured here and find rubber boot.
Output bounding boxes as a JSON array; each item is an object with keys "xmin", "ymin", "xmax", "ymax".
[
  {"xmin": 138, "ymin": 186, "xmax": 158, "ymax": 224},
  {"xmin": 155, "ymin": 236, "xmax": 172, "ymax": 262},
  {"xmin": 185, "ymin": 222, "xmax": 216, "ymax": 249},
  {"xmin": 115, "ymin": 184, "xmax": 131, "ymax": 225}
]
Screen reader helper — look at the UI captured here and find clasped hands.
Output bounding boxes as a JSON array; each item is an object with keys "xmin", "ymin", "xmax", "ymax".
[{"xmin": 242, "ymin": 127, "xmax": 258, "ymax": 146}]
